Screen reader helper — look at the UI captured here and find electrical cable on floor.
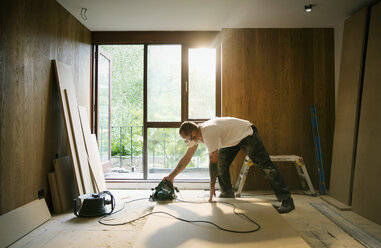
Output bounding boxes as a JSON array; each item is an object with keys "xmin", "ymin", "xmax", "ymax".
[
  {"xmin": 98, "ymin": 197, "xmax": 261, "ymax": 233},
  {"xmin": 98, "ymin": 197, "xmax": 148, "ymax": 223}
]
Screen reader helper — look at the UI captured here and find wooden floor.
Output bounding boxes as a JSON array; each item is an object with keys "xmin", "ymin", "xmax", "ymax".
[{"xmin": 9, "ymin": 190, "xmax": 381, "ymax": 248}]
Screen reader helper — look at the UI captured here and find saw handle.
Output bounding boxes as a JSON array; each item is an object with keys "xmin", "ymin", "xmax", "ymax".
[
  {"xmin": 102, "ymin": 191, "xmax": 115, "ymax": 215},
  {"xmin": 163, "ymin": 179, "xmax": 174, "ymax": 189},
  {"xmin": 73, "ymin": 198, "xmax": 80, "ymax": 217}
]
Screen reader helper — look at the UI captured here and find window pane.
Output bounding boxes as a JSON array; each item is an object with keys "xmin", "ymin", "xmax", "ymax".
[
  {"xmin": 100, "ymin": 45, "xmax": 144, "ymax": 179},
  {"xmin": 98, "ymin": 53, "xmax": 110, "ymax": 162},
  {"xmin": 147, "ymin": 128, "xmax": 209, "ymax": 179},
  {"xmin": 188, "ymin": 48, "xmax": 216, "ymax": 119},
  {"xmin": 147, "ymin": 45, "xmax": 181, "ymax": 122}
]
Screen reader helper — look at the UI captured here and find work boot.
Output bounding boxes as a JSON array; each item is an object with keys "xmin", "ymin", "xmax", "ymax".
[
  {"xmin": 219, "ymin": 189, "xmax": 235, "ymax": 198},
  {"xmin": 275, "ymin": 198, "xmax": 295, "ymax": 214}
]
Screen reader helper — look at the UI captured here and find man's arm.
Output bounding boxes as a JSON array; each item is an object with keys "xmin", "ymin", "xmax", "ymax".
[
  {"xmin": 164, "ymin": 144, "xmax": 198, "ymax": 184},
  {"xmin": 209, "ymin": 150, "xmax": 218, "ymax": 202}
]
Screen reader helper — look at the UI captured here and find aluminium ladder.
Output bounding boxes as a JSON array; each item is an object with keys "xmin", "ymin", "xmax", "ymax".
[{"xmin": 234, "ymin": 155, "xmax": 316, "ymax": 197}]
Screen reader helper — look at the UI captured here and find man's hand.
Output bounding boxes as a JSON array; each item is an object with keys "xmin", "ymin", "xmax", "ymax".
[
  {"xmin": 209, "ymin": 185, "xmax": 216, "ymax": 202},
  {"xmin": 163, "ymin": 175, "xmax": 174, "ymax": 185}
]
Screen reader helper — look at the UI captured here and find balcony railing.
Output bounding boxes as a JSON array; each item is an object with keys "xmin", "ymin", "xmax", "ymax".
[{"xmin": 99, "ymin": 125, "xmax": 209, "ymax": 179}]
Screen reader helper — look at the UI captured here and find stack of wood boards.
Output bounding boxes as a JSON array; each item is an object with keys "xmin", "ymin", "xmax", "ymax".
[
  {"xmin": 328, "ymin": 2, "xmax": 381, "ymax": 225},
  {"xmin": 78, "ymin": 106, "xmax": 108, "ymax": 192},
  {"xmin": 48, "ymin": 157, "xmax": 77, "ymax": 213},
  {"xmin": 133, "ymin": 200, "xmax": 309, "ymax": 248},
  {"xmin": 54, "ymin": 60, "xmax": 107, "ymax": 196},
  {"xmin": 329, "ymin": 7, "xmax": 369, "ymax": 207}
]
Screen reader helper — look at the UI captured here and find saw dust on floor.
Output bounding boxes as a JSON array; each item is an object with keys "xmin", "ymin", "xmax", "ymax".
[{"xmin": 9, "ymin": 190, "xmax": 381, "ymax": 248}]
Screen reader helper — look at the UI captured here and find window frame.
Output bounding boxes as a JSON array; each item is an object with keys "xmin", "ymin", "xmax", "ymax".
[
  {"xmin": 92, "ymin": 46, "xmax": 112, "ymax": 172},
  {"xmin": 92, "ymin": 31, "xmax": 221, "ymax": 180}
]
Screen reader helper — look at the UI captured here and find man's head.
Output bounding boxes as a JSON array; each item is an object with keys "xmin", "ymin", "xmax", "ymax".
[{"xmin": 179, "ymin": 121, "xmax": 198, "ymax": 142}]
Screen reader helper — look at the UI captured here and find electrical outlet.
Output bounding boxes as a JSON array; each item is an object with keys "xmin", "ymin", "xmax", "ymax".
[{"xmin": 38, "ymin": 189, "xmax": 45, "ymax": 199}]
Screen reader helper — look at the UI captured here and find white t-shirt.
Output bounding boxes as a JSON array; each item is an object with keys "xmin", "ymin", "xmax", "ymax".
[{"xmin": 199, "ymin": 117, "xmax": 254, "ymax": 153}]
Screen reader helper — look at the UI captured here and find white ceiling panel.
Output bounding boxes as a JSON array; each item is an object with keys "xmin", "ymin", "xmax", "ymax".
[{"xmin": 56, "ymin": 0, "xmax": 376, "ymax": 31}]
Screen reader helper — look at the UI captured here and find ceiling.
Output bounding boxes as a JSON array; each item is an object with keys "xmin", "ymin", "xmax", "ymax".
[{"xmin": 56, "ymin": 0, "xmax": 375, "ymax": 31}]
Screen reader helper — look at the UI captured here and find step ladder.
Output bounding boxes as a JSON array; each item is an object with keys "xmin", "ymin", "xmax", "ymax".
[{"xmin": 234, "ymin": 155, "xmax": 316, "ymax": 197}]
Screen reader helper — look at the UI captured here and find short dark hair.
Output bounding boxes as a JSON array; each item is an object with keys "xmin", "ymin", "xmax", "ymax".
[{"xmin": 179, "ymin": 121, "xmax": 198, "ymax": 136}]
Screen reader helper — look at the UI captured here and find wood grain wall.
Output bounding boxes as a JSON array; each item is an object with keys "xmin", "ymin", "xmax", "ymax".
[
  {"xmin": 0, "ymin": 0, "xmax": 91, "ymax": 214},
  {"xmin": 222, "ymin": 29, "xmax": 335, "ymax": 190}
]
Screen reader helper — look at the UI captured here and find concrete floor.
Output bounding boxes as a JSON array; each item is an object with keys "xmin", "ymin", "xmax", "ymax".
[{"xmin": 9, "ymin": 190, "xmax": 381, "ymax": 248}]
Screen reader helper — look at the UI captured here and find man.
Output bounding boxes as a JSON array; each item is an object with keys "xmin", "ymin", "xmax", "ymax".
[{"xmin": 164, "ymin": 117, "xmax": 295, "ymax": 214}]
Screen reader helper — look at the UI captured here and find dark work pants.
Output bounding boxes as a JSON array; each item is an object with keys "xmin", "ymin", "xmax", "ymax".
[{"xmin": 217, "ymin": 126, "xmax": 291, "ymax": 202}]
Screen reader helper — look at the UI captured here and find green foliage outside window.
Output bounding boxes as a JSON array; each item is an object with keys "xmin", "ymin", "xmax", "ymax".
[
  {"xmin": 100, "ymin": 45, "xmax": 209, "ymax": 170},
  {"xmin": 100, "ymin": 45, "xmax": 144, "ymax": 157}
]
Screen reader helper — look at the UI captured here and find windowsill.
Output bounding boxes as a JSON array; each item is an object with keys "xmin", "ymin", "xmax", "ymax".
[{"xmin": 106, "ymin": 179, "xmax": 216, "ymax": 190}]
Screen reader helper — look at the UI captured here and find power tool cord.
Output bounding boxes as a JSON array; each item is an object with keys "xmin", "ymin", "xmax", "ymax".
[{"xmin": 98, "ymin": 198, "xmax": 261, "ymax": 233}]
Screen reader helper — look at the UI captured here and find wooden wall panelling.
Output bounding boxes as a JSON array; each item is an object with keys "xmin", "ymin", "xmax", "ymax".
[
  {"xmin": 312, "ymin": 29, "xmax": 336, "ymax": 191},
  {"xmin": 221, "ymin": 29, "xmax": 334, "ymax": 190},
  {"xmin": 351, "ymin": 1, "xmax": 381, "ymax": 225},
  {"xmin": 329, "ymin": 8, "xmax": 369, "ymax": 206},
  {"xmin": 221, "ymin": 30, "xmax": 249, "ymax": 186},
  {"xmin": 1, "ymin": 0, "xmax": 27, "ymax": 214},
  {"xmin": 287, "ymin": 29, "xmax": 310, "ymax": 188},
  {"xmin": 0, "ymin": 0, "xmax": 91, "ymax": 214}
]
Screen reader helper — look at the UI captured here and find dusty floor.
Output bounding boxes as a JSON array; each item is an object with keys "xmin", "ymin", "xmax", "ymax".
[{"xmin": 9, "ymin": 190, "xmax": 381, "ymax": 248}]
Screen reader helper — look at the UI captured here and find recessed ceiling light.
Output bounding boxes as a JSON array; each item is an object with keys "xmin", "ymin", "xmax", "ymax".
[{"xmin": 304, "ymin": 4, "xmax": 313, "ymax": 12}]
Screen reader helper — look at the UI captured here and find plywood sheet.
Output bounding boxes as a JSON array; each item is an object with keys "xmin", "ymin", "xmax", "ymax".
[
  {"xmin": 88, "ymin": 135, "xmax": 108, "ymax": 192},
  {"xmin": 0, "ymin": 199, "xmax": 51, "ymax": 247},
  {"xmin": 320, "ymin": 195, "xmax": 351, "ymax": 211},
  {"xmin": 53, "ymin": 156, "xmax": 78, "ymax": 212},
  {"xmin": 48, "ymin": 172, "xmax": 62, "ymax": 214},
  {"xmin": 54, "ymin": 60, "xmax": 85, "ymax": 196},
  {"xmin": 64, "ymin": 88, "xmax": 95, "ymax": 194},
  {"xmin": 329, "ymin": 7, "xmax": 369, "ymax": 205},
  {"xmin": 351, "ymin": 1, "xmax": 381, "ymax": 225},
  {"xmin": 78, "ymin": 105, "xmax": 107, "ymax": 192},
  {"xmin": 133, "ymin": 202, "xmax": 309, "ymax": 248},
  {"xmin": 38, "ymin": 230, "xmax": 137, "ymax": 248}
]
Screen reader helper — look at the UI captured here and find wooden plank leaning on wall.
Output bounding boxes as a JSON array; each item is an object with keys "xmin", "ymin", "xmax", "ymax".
[
  {"xmin": 328, "ymin": 7, "xmax": 369, "ymax": 207},
  {"xmin": 351, "ymin": 1, "xmax": 381, "ymax": 225}
]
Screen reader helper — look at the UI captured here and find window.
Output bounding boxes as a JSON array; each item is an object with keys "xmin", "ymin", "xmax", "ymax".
[
  {"xmin": 147, "ymin": 45, "xmax": 181, "ymax": 122},
  {"xmin": 93, "ymin": 32, "xmax": 221, "ymax": 180},
  {"xmin": 188, "ymin": 48, "xmax": 217, "ymax": 119}
]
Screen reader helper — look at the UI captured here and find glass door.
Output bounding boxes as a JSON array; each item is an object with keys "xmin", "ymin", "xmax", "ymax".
[{"xmin": 96, "ymin": 47, "xmax": 112, "ymax": 171}]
